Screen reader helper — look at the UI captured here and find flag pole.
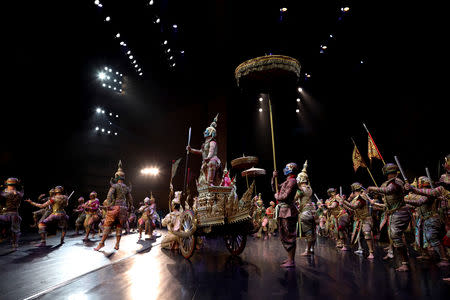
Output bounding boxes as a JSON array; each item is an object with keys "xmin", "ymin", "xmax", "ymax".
[
  {"xmin": 268, "ymin": 95, "xmax": 279, "ymax": 193},
  {"xmin": 352, "ymin": 137, "xmax": 378, "ymax": 187},
  {"xmin": 363, "ymin": 123, "xmax": 386, "ymax": 165}
]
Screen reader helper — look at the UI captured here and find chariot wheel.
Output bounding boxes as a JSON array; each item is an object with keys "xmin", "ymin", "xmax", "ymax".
[
  {"xmin": 224, "ymin": 232, "xmax": 247, "ymax": 256},
  {"xmin": 179, "ymin": 210, "xmax": 196, "ymax": 259}
]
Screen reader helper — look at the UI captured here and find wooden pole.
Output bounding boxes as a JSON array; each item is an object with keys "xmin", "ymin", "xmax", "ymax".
[{"xmin": 268, "ymin": 95, "xmax": 279, "ymax": 193}]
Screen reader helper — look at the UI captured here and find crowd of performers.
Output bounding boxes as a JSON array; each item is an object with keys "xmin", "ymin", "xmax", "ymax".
[
  {"xmin": 1, "ymin": 153, "xmax": 449, "ymax": 278},
  {"xmin": 0, "ymin": 161, "xmax": 161, "ymax": 251},
  {"xmin": 268, "ymin": 155, "xmax": 450, "ymax": 273}
]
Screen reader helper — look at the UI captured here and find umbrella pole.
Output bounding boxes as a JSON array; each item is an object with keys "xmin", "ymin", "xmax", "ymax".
[{"xmin": 268, "ymin": 95, "xmax": 278, "ymax": 193}]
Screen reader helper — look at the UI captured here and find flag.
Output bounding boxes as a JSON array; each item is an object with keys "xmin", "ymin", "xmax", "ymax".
[
  {"xmin": 368, "ymin": 135, "xmax": 382, "ymax": 163},
  {"xmin": 171, "ymin": 158, "xmax": 182, "ymax": 180},
  {"xmin": 352, "ymin": 145, "xmax": 366, "ymax": 172}
]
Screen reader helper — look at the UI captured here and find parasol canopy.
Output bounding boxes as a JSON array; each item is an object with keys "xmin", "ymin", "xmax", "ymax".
[
  {"xmin": 235, "ymin": 55, "xmax": 301, "ymax": 92},
  {"xmin": 231, "ymin": 156, "xmax": 259, "ymax": 170},
  {"xmin": 241, "ymin": 167, "xmax": 266, "ymax": 178}
]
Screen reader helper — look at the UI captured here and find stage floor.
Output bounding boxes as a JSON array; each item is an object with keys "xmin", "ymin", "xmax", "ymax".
[{"xmin": 0, "ymin": 230, "xmax": 449, "ymax": 300}]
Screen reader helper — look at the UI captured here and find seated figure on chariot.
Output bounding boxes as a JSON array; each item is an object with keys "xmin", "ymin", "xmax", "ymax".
[
  {"xmin": 252, "ymin": 193, "xmax": 266, "ymax": 238},
  {"xmin": 186, "ymin": 114, "xmax": 222, "ymax": 187},
  {"xmin": 0, "ymin": 178, "xmax": 23, "ymax": 250},
  {"xmin": 161, "ymin": 197, "xmax": 182, "ymax": 250},
  {"xmin": 262, "ymin": 201, "xmax": 277, "ymax": 239},
  {"xmin": 221, "ymin": 164, "xmax": 232, "ymax": 187}
]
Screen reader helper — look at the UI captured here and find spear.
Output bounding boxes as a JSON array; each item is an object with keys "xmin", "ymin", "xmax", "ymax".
[
  {"xmin": 425, "ymin": 167, "xmax": 434, "ymax": 189},
  {"xmin": 183, "ymin": 127, "xmax": 192, "ymax": 194}
]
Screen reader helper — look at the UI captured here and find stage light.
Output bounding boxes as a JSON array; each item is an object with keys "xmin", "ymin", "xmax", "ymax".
[
  {"xmin": 297, "ymin": 98, "xmax": 301, "ymax": 102},
  {"xmin": 360, "ymin": 60, "xmax": 364, "ymax": 64},
  {"xmin": 108, "ymin": 85, "xmax": 111, "ymax": 88},
  {"xmin": 132, "ymin": 60, "xmax": 136, "ymax": 64},
  {"xmin": 330, "ymin": 34, "xmax": 334, "ymax": 38},
  {"xmin": 127, "ymin": 50, "xmax": 131, "ymax": 55},
  {"xmin": 280, "ymin": 8, "xmax": 287, "ymax": 12},
  {"xmin": 321, "ymin": 45, "xmax": 327, "ymax": 49},
  {"xmin": 94, "ymin": 0, "xmax": 100, "ymax": 5},
  {"xmin": 96, "ymin": 108, "xmax": 101, "ymax": 113},
  {"xmin": 109, "ymin": 113, "xmax": 112, "ymax": 116},
  {"xmin": 109, "ymin": 68, "xmax": 112, "ymax": 72},
  {"xmin": 259, "ymin": 97, "xmax": 263, "ymax": 102},
  {"xmin": 259, "ymin": 108, "xmax": 263, "ymax": 112},
  {"xmin": 137, "ymin": 68, "xmax": 141, "ymax": 72},
  {"xmin": 135, "ymin": 64, "xmax": 138, "ymax": 68},
  {"xmin": 101, "ymin": 128, "xmax": 105, "ymax": 132},
  {"xmin": 116, "ymin": 33, "xmax": 120, "ymax": 38},
  {"xmin": 141, "ymin": 167, "xmax": 160, "ymax": 176},
  {"xmin": 116, "ymin": 114, "xmax": 119, "ymax": 118},
  {"xmin": 167, "ymin": 48, "xmax": 171, "ymax": 53},
  {"xmin": 129, "ymin": 55, "xmax": 133, "ymax": 59},
  {"xmin": 306, "ymin": 73, "xmax": 311, "ymax": 78},
  {"xmin": 115, "ymin": 132, "xmax": 118, "ymax": 135},
  {"xmin": 113, "ymin": 79, "xmax": 117, "ymax": 82},
  {"xmin": 156, "ymin": 18, "xmax": 160, "ymax": 23},
  {"xmin": 108, "ymin": 131, "xmax": 111, "ymax": 134},
  {"xmin": 119, "ymin": 89, "xmax": 122, "ymax": 92},
  {"xmin": 120, "ymin": 73, "xmax": 123, "ymax": 76},
  {"xmin": 102, "ymin": 83, "xmax": 106, "ymax": 87},
  {"xmin": 342, "ymin": 7, "xmax": 350, "ymax": 12},
  {"xmin": 173, "ymin": 24, "xmax": 178, "ymax": 28},
  {"xmin": 105, "ymin": 16, "xmax": 110, "ymax": 22},
  {"xmin": 104, "ymin": 67, "xmax": 108, "ymax": 70},
  {"xmin": 169, "ymin": 56, "xmax": 173, "ymax": 60},
  {"xmin": 116, "ymin": 71, "xmax": 119, "ymax": 75},
  {"xmin": 109, "ymin": 122, "xmax": 112, "ymax": 125},
  {"xmin": 149, "ymin": 0, "xmax": 154, "ymax": 5},
  {"xmin": 98, "ymin": 4, "xmax": 102, "ymax": 7},
  {"xmin": 98, "ymin": 72, "xmax": 106, "ymax": 80},
  {"xmin": 163, "ymin": 40, "xmax": 168, "ymax": 45},
  {"xmin": 180, "ymin": 50, "xmax": 184, "ymax": 54},
  {"xmin": 119, "ymin": 81, "xmax": 122, "ymax": 84},
  {"xmin": 172, "ymin": 63, "xmax": 176, "ymax": 67},
  {"xmin": 298, "ymin": 87, "xmax": 303, "ymax": 92},
  {"xmin": 296, "ymin": 109, "xmax": 300, "ymax": 113},
  {"xmin": 106, "ymin": 76, "xmax": 110, "ymax": 80},
  {"xmin": 120, "ymin": 41, "xmax": 124, "ymax": 45},
  {"xmin": 102, "ymin": 110, "xmax": 105, "ymax": 113},
  {"xmin": 139, "ymin": 72, "xmax": 143, "ymax": 76},
  {"xmin": 113, "ymin": 87, "xmax": 116, "ymax": 90},
  {"xmin": 95, "ymin": 127, "xmax": 99, "ymax": 131}
]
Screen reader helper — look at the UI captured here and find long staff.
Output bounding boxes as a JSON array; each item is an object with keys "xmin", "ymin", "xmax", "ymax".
[{"xmin": 268, "ymin": 95, "xmax": 278, "ymax": 193}]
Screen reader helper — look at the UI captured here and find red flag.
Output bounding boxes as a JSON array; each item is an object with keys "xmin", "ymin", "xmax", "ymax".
[{"xmin": 352, "ymin": 145, "xmax": 367, "ymax": 172}]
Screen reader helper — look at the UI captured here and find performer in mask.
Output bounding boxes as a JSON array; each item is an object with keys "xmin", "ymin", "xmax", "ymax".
[
  {"xmin": 83, "ymin": 191, "xmax": 100, "ymax": 242},
  {"xmin": 0, "ymin": 178, "xmax": 23, "ymax": 250}
]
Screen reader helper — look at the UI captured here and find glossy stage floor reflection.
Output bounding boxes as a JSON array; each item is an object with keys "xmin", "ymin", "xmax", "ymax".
[{"xmin": 1, "ymin": 231, "xmax": 449, "ymax": 300}]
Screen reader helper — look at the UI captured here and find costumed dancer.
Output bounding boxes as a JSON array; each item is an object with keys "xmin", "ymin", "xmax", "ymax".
[
  {"xmin": 252, "ymin": 193, "xmax": 266, "ymax": 238},
  {"xmin": 367, "ymin": 163, "xmax": 411, "ymax": 271},
  {"xmin": 262, "ymin": 201, "xmax": 277, "ymax": 239},
  {"xmin": 316, "ymin": 198, "xmax": 327, "ymax": 237},
  {"xmin": 405, "ymin": 175, "xmax": 449, "ymax": 266},
  {"xmin": 341, "ymin": 182, "xmax": 376, "ymax": 259},
  {"xmin": 0, "ymin": 178, "xmax": 23, "ymax": 250},
  {"xmin": 295, "ymin": 161, "xmax": 316, "ymax": 256},
  {"xmin": 272, "ymin": 162, "xmax": 298, "ymax": 268},
  {"xmin": 26, "ymin": 186, "xmax": 69, "ymax": 246},
  {"xmin": 31, "ymin": 191, "xmax": 52, "ymax": 228},
  {"xmin": 325, "ymin": 188, "xmax": 350, "ymax": 250},
  {"xmin": 161, "ymin": 195, "xmax": 182, "ymax": 250},
  {"xmin": 83, "ymin": 191, "xmax": 100, "ymax": 241},
  {"xmin": 127, "ymin": 205, "xmax": 137, "ymax": 233},
  {"xmin": 94, "ymin": 161, "xmax": 133, "ymax": 251},
  {"xmin": 137, "ymin": 196, "xmax": 156, "ymax": 240},
  {"xmin": 186, "ymin": 114, "xmax": 221, "ymax": 186},
  {"xmin": 74, "ymin": 196, "xmax": 86, "ymax": 235}
]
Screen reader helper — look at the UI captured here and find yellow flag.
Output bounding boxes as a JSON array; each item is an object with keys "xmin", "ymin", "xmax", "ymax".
[
  {"xmin": 368, "ymin": 135, "xmax": 382, "ymax": 162},
  {"xmin": 352, "ymin": 145, "xmax": 366, "ymax": 172}
]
